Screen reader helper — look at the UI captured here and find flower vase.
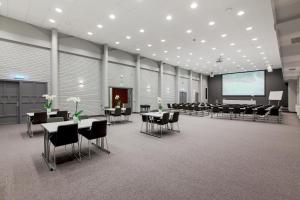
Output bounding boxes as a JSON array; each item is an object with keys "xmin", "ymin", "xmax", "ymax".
[
  {"xmin": 46, "ymin": 108, "xmax": 51, "ymax": 113},
  {"xmin": 73, "ymin": 116, "xmax": 79, "ymax": 123},
  {"xmin": 159, "ymin": 109, "xmax": 162, "ymax": 113}
]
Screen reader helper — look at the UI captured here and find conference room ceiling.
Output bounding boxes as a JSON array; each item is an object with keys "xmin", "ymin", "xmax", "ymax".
[{"xmin": 0, "ymin": 0, "xmax": 282, "ymax": 75}]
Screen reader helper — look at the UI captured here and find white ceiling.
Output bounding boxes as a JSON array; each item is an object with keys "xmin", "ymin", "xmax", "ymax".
[{"xmin": 0, "ymin": 0, "xmax": 282, "ymax": 75}]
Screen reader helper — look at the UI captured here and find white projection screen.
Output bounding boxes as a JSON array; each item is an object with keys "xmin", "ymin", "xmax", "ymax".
[{"xmin": 222, "ymin": 71, "xmax": 265, "ymax": 96}]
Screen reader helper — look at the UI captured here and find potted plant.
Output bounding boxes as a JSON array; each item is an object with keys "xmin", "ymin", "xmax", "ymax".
[
  {"xmin": 67, "ymin": 97, "xmax": 83, "ymax": 122},
  {"xmin": 42, "ymin": 94, "xmax": 56, "ymax": 113},
  {"xmin": 157, "ymin": 97, "xmax": 163, "ymax": 113},
  {"xmin": 115, "ymin": 95, "xmax": 121, "ymax": 108}
]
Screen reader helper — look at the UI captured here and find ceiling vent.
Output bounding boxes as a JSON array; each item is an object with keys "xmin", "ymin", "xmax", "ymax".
[{"xmin": 291, "ymin": 37, "xmax": 300, "ymax": 44}]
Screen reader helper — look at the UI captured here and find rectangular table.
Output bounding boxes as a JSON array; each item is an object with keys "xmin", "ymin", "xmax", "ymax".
[
  {"xmin": 141, "ymin": 112, "xmax": 174, "ymax": 137},
  {"xmin": 26, "ymin": 111, "xmax": 58, "ymax": 137},
  {"xmin": 223, "ymin": 99, "xmax": 256, "ymax": 105},
  {"xmin": 41, "ymin": 118, "xmax": 109, "ymax": 171},
  {"xmin": 105, "ymin": 108, "xmax": 126, "ymax": 124}
]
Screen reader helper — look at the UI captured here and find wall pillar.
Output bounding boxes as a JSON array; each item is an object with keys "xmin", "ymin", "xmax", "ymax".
[
  {"xmin": 101, "ymin": 44, "xmax": 109, "ymax": 111},
  {"xmin": 189, "ymin": 70, "xmax": 193, "ymax": 102},
  {"xmin": 175, "ymin": 67, "xmax": 180, "ymax": 103},
  {"xmin": 200, "ymin": 74, "xmax": 203, "ymax": 102},
  {"xmin": 159, "ymin": 61, "xmax": 164, "ymax": 98},
  {"xmin": 51, "ymin": 29, "xmax": 58, "ymax": 108},
  {"xmin": 135, "ymin": 54, "xmax": 141, "ymax": 112}
]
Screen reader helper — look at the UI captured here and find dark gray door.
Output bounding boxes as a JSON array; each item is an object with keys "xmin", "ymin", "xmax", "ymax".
[
  {"xmin": 179, "ymin": 92, "xmax": 187, "ymax": 103},
  {"xmin": 20, "ymin": 81, "xmax": 47, "ymax": 123},
  {"xmin": 195, "ymin": 92, "xmax": 199, "ymax": 103},
  {"xmin": 0, "ymin": 81, "xmax": 19, "ymax": 124}
]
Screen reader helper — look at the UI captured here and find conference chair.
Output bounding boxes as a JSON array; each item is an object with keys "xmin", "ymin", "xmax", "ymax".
[
  {"xmin": 222, "ymin": 106, "xmax": 231, "ymax": 119},
  {"xmin": 122, "ymin": 107, "xmax": 132, "ymax": 121},
  {"xmin": 168, "ymin": 112, "xmax": 180, "ymax": 132},
  {"xmin": 243, "ymin": 107, "xmax": 255, "ymax": 121},
  {"xmin": 255, "ymin": 107, "xmax": 268, "ymax": 121},
  {"xmin": 167, "ymin": 103, "xmax": 172, "ymax": 110},
  {"xmin": 154, "ymin": 112, "xmax": 170, "ymax": 137},
  {"xmin": 31, "ymin": 112, "xmax": 48, "ymax": 136},
  {"xmin": 195, "ymin": 105, "xmax": 204, "ymax": 117},
  {"xmin": 56, "ymin": 111, "xmax": 69, "ymax": 121},
  {"xmin": 141, "ymin": 115, "xmax": 151, "ymax": 132},
  {"xmin": 111, "ymin": 108, "xmax": 122, "ymax": 122},
  {"xmin": 232, "ymin": 107, "xmax": 241, "ymax": 118},
  {"xmin": 49, "ymin": 124, "xmax": 79, "ymax": 169},
  {"xmin": 266, "ymin": 106, "xmax": 281, "ymax": 123},
  {"xmin": 211, "ymin": 106, "xmax": 220, "ymax": 118},
  {"xmin": 79, "ymin": 120, "xmax": 108, "ymax": 158}
]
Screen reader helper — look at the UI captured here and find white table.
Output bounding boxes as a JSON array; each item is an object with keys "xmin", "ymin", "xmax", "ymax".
[
  {"xmin": 105, "ymin": 108, "xmax": 126, "ymax": 124},
  {"xmin": 223, "ymin": 99, "xmax": 256, "ymax": 105},
  {"xmin": 26, "ymin": 111, "xmax": 58, "ymax": 137},
  {"xmin": 141, "ymin": 112, "xmax": 173, "ymax": 137},
  {"xmin": 41, "ymin": 118, "xmax": 109, "ymax": 171}
]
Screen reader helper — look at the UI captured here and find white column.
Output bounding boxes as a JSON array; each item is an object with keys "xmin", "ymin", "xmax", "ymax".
[
  {"xmin": 51, "ymin": 29, "xmax": 58, "ymax": 108},
  {"xmin": 200, "ymin": 74, "xmax": 203, "ymax": 102},
  {"xmin": 101, "ymin": 44, "xmax": 109, "ymax": 111},
  {"xmin": 175, "ymin": 67, "xmax": 180, "ymax": 103},
  {"xmin": 159, "ymin": 61, "xmax": 164, "ymax": 98},
  {"xmin": 135, "ymin": 54, "xmax": 141, "ymax": 112},
  {"xmin": 189, "ymin": 70, "xmax": 193, "ymax": 103}
]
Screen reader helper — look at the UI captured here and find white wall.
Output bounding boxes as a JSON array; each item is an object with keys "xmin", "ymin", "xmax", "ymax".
[{"xmin": 288, "ymin": 80, "xmax": 297, "ymax": 112}]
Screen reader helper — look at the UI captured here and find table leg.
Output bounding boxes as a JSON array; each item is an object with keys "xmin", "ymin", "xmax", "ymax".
[{"xmin": 42, "ymin": 129, "xmax": 55, "ymax": 171}]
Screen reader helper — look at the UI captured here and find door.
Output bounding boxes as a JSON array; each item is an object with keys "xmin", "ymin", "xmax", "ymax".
[
  {"xmin": 0, "ymin": 81, "xmax": 19, "ymax": 124},
  {"xmin": 20, "ymin": 81, "xmax": 47, "ymax": 123},
  {"xmin": 195, "ymin": 92, "xmax": 199, "ymax": 103},
  {"xmin": 179, "ymin": 92, "xmax": 187, "ymax": 103}
]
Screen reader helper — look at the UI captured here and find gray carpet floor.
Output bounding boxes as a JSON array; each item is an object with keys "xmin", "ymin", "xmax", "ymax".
[{"xmin": 0, "ymin": 113, "xmax": 300, "ymax": 200}]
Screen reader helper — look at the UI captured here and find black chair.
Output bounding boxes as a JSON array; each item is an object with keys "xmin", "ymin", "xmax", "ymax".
[
  {"xmin": 56, "ymin": 111, "xmax": 69, "ymax": 121},
  {"xmin": 255, "ymin": 107, "xmax": 267, "ymax": 121},
  {"xmin": 267, "ymin": 106, "xmax": 281, "ymax": 123},
  {"xmin": 244, "ymin": 107, "xmax": 254, "ymax": 121},
  {"xmin": 111, "ymin": 108, "xmax": 122, "ymax": 122},
  {"xmin": 211, "ymin": 106, "xmax": 220, "ymax": 118},
  {"xmin": 168, "ymin": 112, "xmax": 180, "ymax": 131},
  {"xmin": 154, "ymin": 113, "xmax": 170, "ymax": 137},
  {"xmin": 30, "ymin": 112, "xmax": 47, "ymax": 136},
  {"xmin": 122, "ymin": 107, "xmax": 132, "ymax": 121},
  {"xmin": 141, "ymin": 115, "xmax": 150, "ymax": 132},
  {"xmin": 222, "ymin": 106, "xmax": 231, "ymax": 118},
  {"xmin": 167, "ymin": 103, "xmax": 172, "ymax": 110},
  {"xmin": 78, "ymin": 120, "xmax": 108, "ymax": 158},
  {"xmin": 232, "ymin": 107, "xmax": 241, "ymax": 118},
  {"xmin": 49, "ymin": 124, "xmax": 79, "ymax": 169}
]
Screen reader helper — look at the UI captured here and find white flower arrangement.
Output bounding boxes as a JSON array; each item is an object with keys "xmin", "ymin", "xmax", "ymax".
[
  {"xmin": 115, "ymin": 95, "xmax": 120, "ymax": 100},
  {"xmin": 157, "ymin": 97, "xmax": 163, "ymax": 111},
  {"xmin": 67, "ymin": 97, "xmax": 83, "ymax": 121},
  {"xmin": 114, "ymin": 95, "xmax": 121, "ymax": 107},
  {"xmin": 42, "ymin": 94, "xmax": 56, "ymax": 109}
]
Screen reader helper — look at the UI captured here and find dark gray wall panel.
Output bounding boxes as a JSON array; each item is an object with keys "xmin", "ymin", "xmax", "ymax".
[{"xmin": 208, "ymin": 69, "xmax": 288, "ymax": 106}]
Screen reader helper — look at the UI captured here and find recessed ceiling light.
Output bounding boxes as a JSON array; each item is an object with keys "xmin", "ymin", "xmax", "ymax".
[
  {"xmin": 200, "ymin": 39, "xmax": 206, "ymax": 43},
  {"xmin": 207, "ymin": 61, "xmax": 211, "ymax": 64},
  {"xmin": 252, "ymin": 37, "xmax": 258, "ymax": 41},
  {"xmin": 139, "ymin": 29, "xmax": 145, "ymax": 33},
  {"xmin": 246, "ymin": 26, "xmax": 253, "ymax": 31},
  {"xmin": 263, "ymin": 57, "xmax": 267, "ymax": 60},
  {"xmin": 236, "ymin": 49, "xmax": 242, "ymax": 53},
  {"xmin": 115, "ymin": 41, "xmax": 120, "ymax": 45},
  {"xmin": 237, "ymin": 10, "xmax": 245, "ymax": 16},
  {"xmin": 176, "ymin": 46, "xmax": 181, "ymax": 50},
  {"xmin": 166, "ymin": 15, "xmax": 173, "ymax": 21},
  {"xmin": 147, "ymin": 44, "xmax": 152, "ymax": 47},
  {"xmin": 186, "ymin": 29, "xmax": 192, "ymax": 34},
  {"xmin": 227, "ymin": 58, "xmax": 231, "ymax": 61},
  {"xmin": 246, "ymin": 59, "xmax": 250, "ymax": 62},
  {"xmin": 199, "ymin": 57, "xmax": 203, "ymax": 60},
  {"xmin": 152, "ymin": 53, "xmax": 156, "ymax": 56},
  {"xmin": 136, "ymin": 48, "xmax": 141, "ymax": 51},
  {"xmin": 232, "ymin": 61, "xmax": 236, "ymax": 64},
  {"xmin": 97, "ymin": 24, "xmax": 103, "ymax": 29},
  {"xmin": 55, "ymin": 8, "xmax": 63, "ymax": 13},
  {"xmin": 161, "ymin": 39, "xmax": 166, "ymax": 42},
  {"xmin": 0, "ymin": 2, "xmax": 2, "ymax": 6},
  {"xmin": 87, "ymin": 32, "xmax": 93, "ymax": 36},
  {"xmin": 164, "ymin": 50, "xmax": 168, "ymax": 53},
  {"xmin": 212, "ymin": 47, "xmax": 216, "ymax": 50},
  {"xmin": 126, "ymin": 36, "xmax": 131, "ymax": 40},
  {"xmin": 220, "ymin": 53, "xmax": 224, "ymax": 56},
  {"xmin": 177, "ymin": 55, "xmax": 180, "ymax": 58},
  {"xmin": 208, "ymin": 21, "xmax": 215, "ymax": 26},
  {"xmin": 109, "ymin": 14, "xmax": 116, "ymax": 20},
  {"xmin": 260, "ymin": 52, "xmax": 265, "ymax": 55},
  {"xmin": 221, "ymin": 34, "xmax": 227, "ymax": 38},
  {"xmin": 256, "ymin": 46, "xmax": 262, "ymax": 49},
  {"xmin": 165, "ymin": 58, "xmax": 169, "ymax": 61},
  {"xmin": 189, "ymin": 52, "xmax": 193, "ymax": 55},
  {"xmin": 242, "ymin": 55, "xmax": 247, "ymax": 58},
  {"xmin": 190, "ymin": 2, "xmax": 198, "ymax": 9},
  {"xmin": 49, "ymin": 19, "xmax": 55, "ymax": 23},
  {"xmin": 229, "ymin": 43, "xmax": 235, "ymax": 46}
]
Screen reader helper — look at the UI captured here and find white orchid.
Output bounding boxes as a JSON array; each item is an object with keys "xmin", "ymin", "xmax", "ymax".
[
  {"xmin": 115, "ymin": 95, "xmax": 120, "ymax": 100},
  {"xmin": 67, "ymin": 97, "xmax": 81, "ymax": 103},
  {"xmin": 157, "ymin": 97, "xmax": 162, "ymax": 104},
  {"xmin": 42, "ymin": 94, "xmax": 56, "ymax": 101}
]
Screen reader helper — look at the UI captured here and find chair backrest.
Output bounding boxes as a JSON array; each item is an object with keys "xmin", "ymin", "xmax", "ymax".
[
  {"xmin": 32, "ymin": 112, "xmax": 47, "ymax": 124},
  {"xmin": 91, "ymin": 120, "xmax": 107, "ymax": 138},
  {"xmin": 222, "ymin": 106, "xmax": 230, "ymax": 113},
  {"xmin": 244, "ymin": 107, "xmax": 253, "ymax": 114},
  {"xmin": 124, "ymin": 108, "xmax": 132, "ymax": 115},
  {"xmin": 161, "ymin": 113, "xmax": 170, "ymax": 125},
  {"xmin": 57, "ymin": 111, "xmax": 69, "ymax": 121},
  {"xmin": 269, "ymin": 107, "xmax": 279, "ymax": 116},
  {"xmin": 256, "ymin": 107, "xmax": 267, "ymax": 115},
  {"xmin": 47, "ymin": 117, "xmax": 64, "ymax": 123},
  {"xmin": 212, "ymin": 106, "xmax": 219, "ymax": 113},
  {"xmin": 52, "ymin": 124, "xmax": 78, "ymax": 147},
  {"xmin": 80, "ymin": 115, "xmax": 89, "ymax": 120},
  {"xmin": 171, "ymin": 112, "xmax": 179, "ymax": 123},
  {"xmin": 114, "ymin": 108, "xmax": 122, "ymax": 116},
  {"xmin": 233, "ymin": 107, "xmax": 241, "ymax": 114},
  {"xmin": 167, "ymin": 103, "xmax": 171, "ymax": 108},
  {"xmin": 142, "ymin": 115, "xmax": 149, "ymax": 122}
]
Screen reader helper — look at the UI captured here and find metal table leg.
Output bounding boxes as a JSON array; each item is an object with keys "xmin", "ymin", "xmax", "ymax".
[{"xmin": 41, "ymin": 128, "xmax": 55, "ymax": 171}]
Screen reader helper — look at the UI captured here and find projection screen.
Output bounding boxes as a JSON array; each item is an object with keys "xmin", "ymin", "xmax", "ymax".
[{"xmin": 222, "ymin": 71, "xmax": 265, "ymax": 96}]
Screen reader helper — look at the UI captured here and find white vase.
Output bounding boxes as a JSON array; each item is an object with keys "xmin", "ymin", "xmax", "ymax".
[
  {"xmin": 73, "ymin": 116, "xmax": 79, "ymax": 123},
  {"xmin": 47, "ymin": 108, "xmax": 51, "ymax": 113},
  {"xmin": 159, "ymin": 109, "xmax": 162, "ymax": 113}
]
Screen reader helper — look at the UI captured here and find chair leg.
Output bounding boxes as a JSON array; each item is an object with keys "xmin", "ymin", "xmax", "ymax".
[
  {"xmin": 53, "ymin": 147, "xmax": 56, "ymax": 170},
  {"xmin": 78, "ymin": 142, "xmax": 81, "ymax": 161},
  {"xmin": 88, "ymin": 140, "xmax": 91, "ymax": 159},
  {"xmin": 105, "ymin": 137, "xmax": 109, "ymax": 151}
]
